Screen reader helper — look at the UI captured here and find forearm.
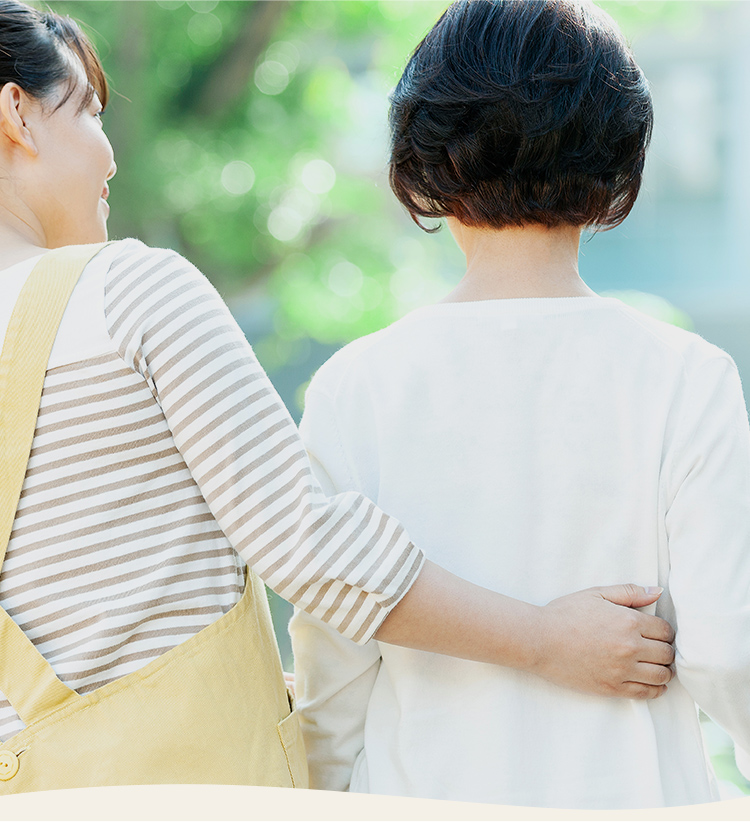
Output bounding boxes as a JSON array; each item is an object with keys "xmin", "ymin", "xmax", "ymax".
[
  {"xmin": 375, "ymin": 559, "xmax": 539, "ymax": 669},
  {"xmin": 376, "ymin": 559, "xmax": 674, "ymax": 699}
]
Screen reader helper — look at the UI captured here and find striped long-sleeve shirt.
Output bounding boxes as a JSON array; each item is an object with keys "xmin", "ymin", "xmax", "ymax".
[{"xmin": 0, "ymin": 239, "xmax": 424, "ymax": 742}]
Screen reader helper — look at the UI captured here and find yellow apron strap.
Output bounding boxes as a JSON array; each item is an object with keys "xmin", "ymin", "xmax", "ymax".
[{"xmin": 0, "ymin": 243, "xmax": 109, "ymax": 723}]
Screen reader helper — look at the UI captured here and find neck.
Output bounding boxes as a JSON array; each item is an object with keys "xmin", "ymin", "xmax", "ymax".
[
  {"xmin": 441, "ymin": 220, "xmax": 595, "ymax": 302},
  {"xmin": 0, "ymin": 206, "xmax": 47, "ymax": 270}
]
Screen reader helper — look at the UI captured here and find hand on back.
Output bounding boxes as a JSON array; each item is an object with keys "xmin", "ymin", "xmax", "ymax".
[{"xmin": 531, "ymin": 585, "xmax": 675, "ymax": 700}]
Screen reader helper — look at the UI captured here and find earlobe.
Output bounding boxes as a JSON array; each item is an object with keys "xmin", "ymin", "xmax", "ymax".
[{"xmin": 0, "ymin": 83, "xmax": 39, "ymax": 157}]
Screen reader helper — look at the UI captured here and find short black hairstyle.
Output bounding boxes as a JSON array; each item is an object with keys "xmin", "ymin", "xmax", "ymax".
[
  {"xmin": 389, "ymin": 0, "xmax": 653, "ymax": 232},
  {"xmin": 0, "ymin": 0, "xmax": 109, "ymax": 112}
]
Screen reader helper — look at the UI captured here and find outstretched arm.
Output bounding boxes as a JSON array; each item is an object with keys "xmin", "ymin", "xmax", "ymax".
[
  {"xmin": 293, "ymin": 577, "xmax": 672, "ymax": 791},
  {"xmin": 378, "ymin": 564, "xmax": 673, "ymax": 699}
]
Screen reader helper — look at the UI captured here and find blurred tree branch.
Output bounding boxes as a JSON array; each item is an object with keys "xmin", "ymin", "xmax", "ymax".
[{"xmin": 183, "ymin": 0, "xmax": 290, "ymax": 119}]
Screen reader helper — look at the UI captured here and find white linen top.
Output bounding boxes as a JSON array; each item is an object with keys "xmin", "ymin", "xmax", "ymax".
[
  {"xmin": 290, "ymin": 296, "xmax": 750, "ymax": 809},
  {"xmin": 0, "ymin": 239, "xmax": 424, "ymax": 741}
]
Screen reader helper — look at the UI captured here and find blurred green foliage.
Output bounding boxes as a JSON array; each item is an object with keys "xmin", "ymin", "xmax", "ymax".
[
  {"xmin": 598, "ymin": 0, "xmax": 733, "ymax": 37},
  {"xmin": 601, "ymin": 290, "xmax": 694, "ymax": 330}
]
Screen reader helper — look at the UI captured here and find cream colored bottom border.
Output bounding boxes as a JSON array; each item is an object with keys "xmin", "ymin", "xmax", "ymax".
[{"xmin": 0, "ymin": 785, "xmax": 748, "ymax": 821}]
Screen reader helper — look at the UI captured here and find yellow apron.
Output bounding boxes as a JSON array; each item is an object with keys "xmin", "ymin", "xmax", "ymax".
[{"xmin": 0, "ymin": 244, "xmax": 308, "ymax": 793}]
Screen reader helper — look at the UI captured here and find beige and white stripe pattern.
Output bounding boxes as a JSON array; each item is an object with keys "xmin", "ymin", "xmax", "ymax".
[{"xmin": 0, "ymin": 239, "xmax": 423, "ymax": 742}]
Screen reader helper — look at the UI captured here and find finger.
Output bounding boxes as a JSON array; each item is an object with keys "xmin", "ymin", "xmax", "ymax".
[
  {"xmin": 638, "ymin": 637, "xmax": 675, "ymax": 666},
  {"xmin": 618, "ymin": 682, "xmax": 668, "ymax": 700},
  {"xmin": 593, "ymin": 583, "xmax": 664, "ymax": 609},
  {"xmin": 636, "ymin": 613, "xmax": 675, "ymax": 643},
  {"xmin": 628, "ymin": 662, "xmax": 673, "ymax": 686},
  {"xmin": 284, "ymin": 672, "xmax": 296, "ymax": 698}
]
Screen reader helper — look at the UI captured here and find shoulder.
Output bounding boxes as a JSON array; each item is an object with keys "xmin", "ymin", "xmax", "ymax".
[
  {"xmin": 606, "ymin": 300, "xmax": 735, "ymax": 376},
  {"xmin": 105, "ymin": 238, "xmax": 211, "ymax": 289},
  {"xmin": 307, "ymin": 311, "xmax": 427, "ymax": 400},
  {"xmin": 102, "ymin": 240, "xmax": 237, "ymax": 363},
  {"xmin": 103, "ymin": 239, "xmax": 227, "ymax": 320}
]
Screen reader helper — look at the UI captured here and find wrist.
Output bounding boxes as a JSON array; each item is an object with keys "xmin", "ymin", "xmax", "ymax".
[
  {"xmin": 488, "ymin": 599, "xmax": 548, "ymax": 674},
  {"xmin": 516, "ymin": 603, "xmax": 548, "ymax": 675}
]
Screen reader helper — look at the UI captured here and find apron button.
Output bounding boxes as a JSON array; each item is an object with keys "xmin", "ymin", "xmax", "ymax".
[{"xmin": 0, "ymin": 751, "xmax": 19, "ymax": 780}]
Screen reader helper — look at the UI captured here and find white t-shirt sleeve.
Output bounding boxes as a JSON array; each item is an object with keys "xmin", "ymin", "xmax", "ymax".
[
  {"xmin": 665, "ymin": 353, "xmax": 750, "ymax": 750},
  {"xmin": 290, "ymin": 381, "xmax": 383, "ymax": 791}
]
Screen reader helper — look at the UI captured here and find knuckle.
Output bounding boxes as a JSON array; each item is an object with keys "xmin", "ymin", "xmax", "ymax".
[
  {"xmin": 662, "ymin": 622, "xmax": 675, "ymax": 645},
  {"xmin": 601, "ymin": 682, "xmax": 617, "ymax": 697},
  {"xmin": 661, "ymin": 622, "xmax": 676, "ymax": 643},
  {"xmin": 647, "ymin": 616, "xmax": 674, "ymax": 643},
  {"xmin": 624, "ymin": 612, "xmax": 640, "ymax": 631},
  {"xmin": 615, "ymin": 641, "xmax": 638, "ymax": 662},
  {"xmin": 659, "ymin": 626, "xmax": 675, "ymax": 643},
  {"xmin": 614, "ymin": 644, "xmax": 631, "ymax": 661}
]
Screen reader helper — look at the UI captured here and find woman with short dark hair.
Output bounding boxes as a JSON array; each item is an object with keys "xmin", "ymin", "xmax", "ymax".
[{"xmin": 291, "ymin": 0, "xmax": 750, "ymax": 808}]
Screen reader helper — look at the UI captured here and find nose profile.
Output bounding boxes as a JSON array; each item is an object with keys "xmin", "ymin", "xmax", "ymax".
[{"xmin": 107, "ymin": 159, "xmax": 117, "ymax": 181}]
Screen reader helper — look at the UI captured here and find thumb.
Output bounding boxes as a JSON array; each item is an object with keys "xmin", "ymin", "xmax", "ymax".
[{"xmin": 594, "ymin": 583, "xmax": 663, "ymax": 608}]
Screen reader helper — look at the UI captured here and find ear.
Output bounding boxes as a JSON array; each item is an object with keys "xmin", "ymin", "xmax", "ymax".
[{"xmin": 0, "ymin": 83, "xmax": 39, "ymax": 157}]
